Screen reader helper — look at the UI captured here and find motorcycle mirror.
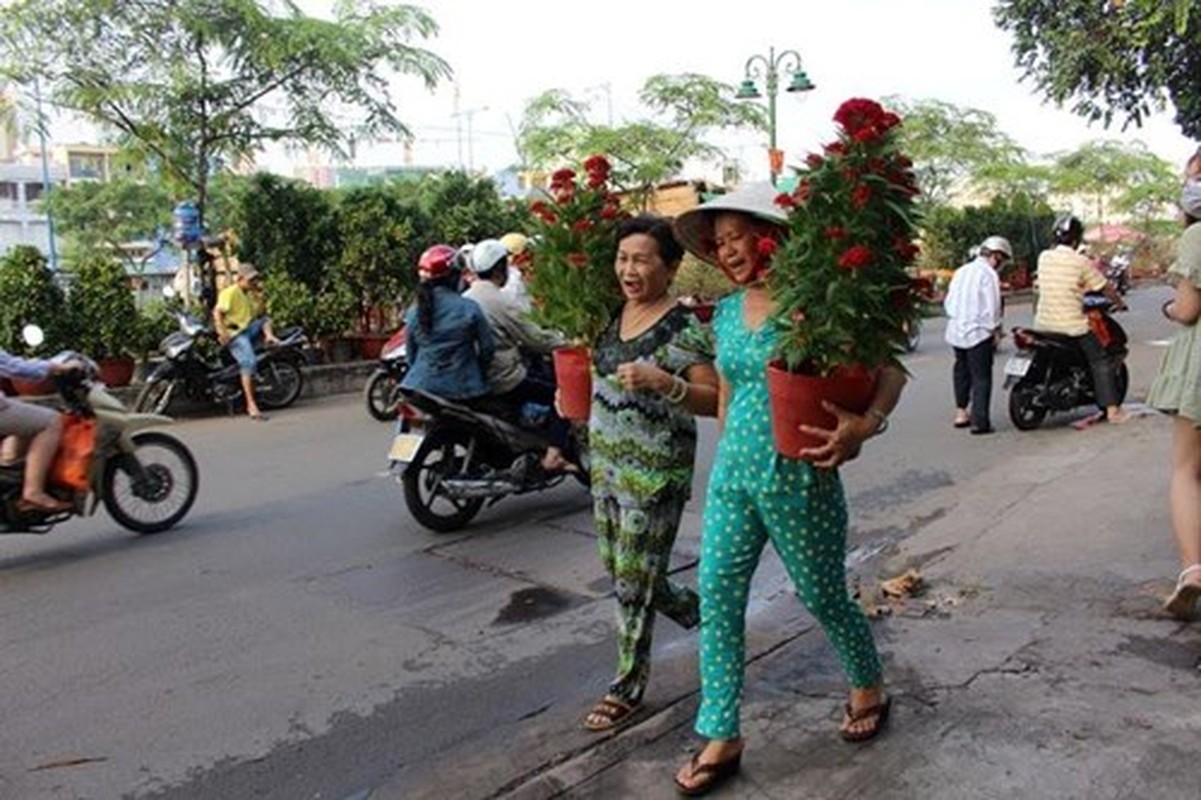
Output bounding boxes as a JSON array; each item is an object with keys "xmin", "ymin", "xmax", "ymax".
[
  {"xmin": 162, "ymin": 284, "xmax": 177, "ymax": 299},
  {"xmin": 21, "ymin": 324, "xmax": 45, "ymax": 348}
]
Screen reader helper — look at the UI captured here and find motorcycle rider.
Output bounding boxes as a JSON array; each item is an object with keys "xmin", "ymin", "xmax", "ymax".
[
  {"xmin": 499, "ymin": 232, "xmax": 533, "ymax": 312},
  {"xmin": 464, "ymin": 238, "xmax": 572, "ymax": 471},
  {"xmin": 213, "ymin": 261, "xmax": 281, "ymax": 421},
  {"xmin": 944, "ymin": 235, "xmax": 1009, "ymax": 434},
  {"xmin": 399, "ymin": 244, "xmax": 495, "ymax": 402},
  {"xmin": 1034, "ymin": 214, "xmax": 1129, "ymax": 424},
  {"xmin": 0, "ymin": 350, "xmax": 84, "ymax": 513}
]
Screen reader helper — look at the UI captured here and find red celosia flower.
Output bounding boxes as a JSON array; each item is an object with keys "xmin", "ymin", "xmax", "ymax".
[
  {"xmin": 851, "ymin": 184, "xmax": 873, "ymax": 209},
  {"xmin": 582, "ymin": 154, "xmax": 611, "ymax": 176},
  {"xmin": 551, "ymin": 168, "xmax": 576, "ymax": 187},
  {"xmin": 572, "ymin": 219, "xmax": 594, "ymax": 233},
  {"xmin": 824, "ymin": 141, "xmax": 846, "ymax": 157},
  {"xmin": 794, "ymin": 180, "xmax": 812, "ymax": 203},
  {"xmin": 805, "ymin": 153, "xmax": 825, "ymax": 168},
  {"xmin": 586, "ymin": 173, "xmax": 607, "ymax": 189},
  {"xmin": 837, "ymin": 244, "xmax": 873, "ymax": 270},
  {"xmin": 757, "ymin": 236, "xmax": 779, "ymax": 260},
  {"xmin": 774, "ymin": 192, "xmax": 797, "ymax": 210},
  {"xmin": 566, "ymin": 252, "xmax": 589, "ymax": 269},
  {"xmin": 893, "ymin": 238, "xmax": 920, "ymax": 261},
  {"xmin": 825, "ymin": 226, "xmax": 846, "ymax": 240},
  {"xmin": 599, "ymin": 203, "xmax": 620, "ymax": 220}
]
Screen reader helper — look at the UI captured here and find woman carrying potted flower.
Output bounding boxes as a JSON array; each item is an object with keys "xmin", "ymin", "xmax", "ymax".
[
  {"xmin": 670, "ymin": 97, "xmax": 917, "ymax": 796},
  {"xmin": 581, "ymin": 214, "xmax": 719, "ymax": 732}
]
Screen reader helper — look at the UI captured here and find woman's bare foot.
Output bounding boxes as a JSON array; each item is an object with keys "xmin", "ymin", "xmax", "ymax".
[{"xmin": 541, "ymin": 447, "xmax": 574, "ymax": 472}]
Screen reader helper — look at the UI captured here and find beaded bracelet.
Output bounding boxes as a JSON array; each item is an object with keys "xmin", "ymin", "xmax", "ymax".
[{"xmin": 665, "ymin": 375, "xmax": 688, "ymax": 404}]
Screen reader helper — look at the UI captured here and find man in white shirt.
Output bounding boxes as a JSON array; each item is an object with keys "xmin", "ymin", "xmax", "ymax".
[{"xmin": 943, "ymin": 236, "xmax": 1011, "ymax": 434}]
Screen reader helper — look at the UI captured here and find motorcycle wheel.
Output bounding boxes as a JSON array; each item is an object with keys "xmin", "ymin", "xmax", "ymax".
[
  {"xmin": 364, "ymin": 370, "xmax": 400, "ymax": 421},
  {"xmin": 402, "ymin": 427, "xmax": 485, "ymax": 533},
  {"xmin": 134, "ymin": 378, "xmax": 177, "ymax": 415},
  {"xmin": 1009, "ymin": 379, "xmax": 1047, "ymax": 431},
  {"xmin": 254, "ymin": 360, "xmax": 303, "ymax": 410},
  {"xmin": 102, "ymin": 431, "xmax": 199, "ymax": 534}
]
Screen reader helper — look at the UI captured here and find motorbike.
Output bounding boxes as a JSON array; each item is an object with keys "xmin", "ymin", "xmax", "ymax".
[
  {"xmin": 1003, "ymin": 294, "xmax": 1129, "ymax": 431},
  {"xmin": 1106, "ymin": 254, "xmax": 1132, "ymax": 295},
  {"xmin": 1, "ymin": 330, "xmax": 199, "ymax": 536},
  {"xmin": 364, "ymin": 327, "xmax": 408, "ymax": 421},
  {"xmin": 135, "ymin": 310, "xmax": 308, "ymax": 415},
  {"xmin": 387, "ymin": 388, "xmax": 588, "ymax": 532}
]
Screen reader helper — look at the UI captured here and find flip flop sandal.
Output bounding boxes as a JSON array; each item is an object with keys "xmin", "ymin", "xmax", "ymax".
[
  {"xmin": 840, "ymin": 695, "xmax": 892, "ymax": 743},
  {"xmin": 674, "ymin": 750, "xmax": 742, "ymax": 797},
  {"xmin": 1165, "ymin": 565, "xmax": 1201, "ymax": 621},
  {"xmin": 582, "ymin": 695, "xmax": 639, "ymax": 732}
]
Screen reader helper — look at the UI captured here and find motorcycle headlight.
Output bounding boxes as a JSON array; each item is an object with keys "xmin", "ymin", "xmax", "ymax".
[{"xmin": 162, "ymin": 331, "xmax": 193, "ymax": 359}]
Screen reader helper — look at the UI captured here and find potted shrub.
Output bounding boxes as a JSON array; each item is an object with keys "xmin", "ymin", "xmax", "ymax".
[
  {"xmin": 764, "ymin": 97, "xmax": 923, "ymax": 455},
  {"xmin": 0, "ymin": 245, "xmax": 74, "ymax": 394},
  {"xmin": 65, "ymin": 253, "xmax": 140, "ymax": 386},
  {"xmin": 523, "ymin": 155, "xmax": 627, "ymax": 419}
]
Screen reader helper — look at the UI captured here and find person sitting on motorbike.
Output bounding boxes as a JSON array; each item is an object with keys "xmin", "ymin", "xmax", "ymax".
[
  {"xmin": 213, "ymin": 261, "xmax": 281, "ymax": 421},
  {"xmin": 1034, "ymin": 214, "xmax": 1129, "ymax": 424},
  {"xmin": 464, "ymin": 238, "xmax": 574, "ymax": 472},
  {"xmin": 399, "ymin": 244, "xmax": 495, "ymax": 402},
  {"xmin": 0, "ymin": 350, "xmax": 84, "ymax": 513},
  {"xmin": 498, "ymin": 232, "xmax": 534, "ymax": 312}
]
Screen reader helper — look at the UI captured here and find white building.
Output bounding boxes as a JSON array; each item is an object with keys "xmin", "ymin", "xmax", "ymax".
[{"xmin": 0, "ymin": 161, "xmax": 66, "ymax": 262}]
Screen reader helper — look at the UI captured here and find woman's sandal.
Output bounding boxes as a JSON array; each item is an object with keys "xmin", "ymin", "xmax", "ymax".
[
  {"xmin": 1164, "ymin": 565, "xmax": 1201, "ymax": 621},
  {"xmin": 840, "ymin": 694, "xmax": 892, "ymax": 743},
  {"xmin": 673, "ymin": 750, "xmax": 742, "ymax": 797},
  {"xmin": 582, "ymin": 695, "xmax": 639, "ymax": 732}
]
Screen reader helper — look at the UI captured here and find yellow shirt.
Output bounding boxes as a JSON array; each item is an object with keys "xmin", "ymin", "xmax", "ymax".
[
  {"xmin": 1033, "ymin": 246, "xmax": 1107, "ymax": 336},
  {"xmin": 216, "ymin": 284, "xmax": 264, "ymax": 332}
]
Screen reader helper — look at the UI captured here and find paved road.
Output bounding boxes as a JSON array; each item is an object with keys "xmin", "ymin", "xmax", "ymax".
[{"xmin": 0, "ymin": 286, "xmax": 1174, "ymax": 800}]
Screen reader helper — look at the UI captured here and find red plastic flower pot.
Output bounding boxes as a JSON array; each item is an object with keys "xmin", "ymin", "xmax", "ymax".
[
  {"xmin": 767, "ymin": 361, "xmax": 876, "ymax": 459},
  {"xmin": 552, "ymin": 346, "xmax": 592, "ymax": 422}
]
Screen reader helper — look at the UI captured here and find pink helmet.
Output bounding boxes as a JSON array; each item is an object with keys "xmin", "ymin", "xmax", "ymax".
[{"xmin": 417, "ymin": 244, "xmax": 459, "ymax": 282}]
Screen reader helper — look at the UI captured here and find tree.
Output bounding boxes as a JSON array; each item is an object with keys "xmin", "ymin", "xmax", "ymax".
[
  {"xmin": 0, "ymin": 0, "xmax": 451, "ymax": 300},
  {"xmin": 516, "ymin": 74, "xmax": 766, "ymax": 206},
  {"xmin": 41, "ymin": 178, "xmax": 174, "ymax": 267},
  {"xmin": 885, "ymin": 97, "xmax": 1027, "ymax": 207},
  {"xmin": 417, "ymin": 171, "xmax": 526, "ymax": 246},
  {"xmin": 1048, "ymin": 139, "xmax": 1178, "ymax": 223},
  {"xmin": 994, "ymin": 0, "xmax": 1201, "ymax": 138}
]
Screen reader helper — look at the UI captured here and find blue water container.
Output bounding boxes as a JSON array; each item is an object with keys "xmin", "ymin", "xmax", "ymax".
[{"xmin": 172, "ymin": 201, "xmax": 202, "ymax": 247}]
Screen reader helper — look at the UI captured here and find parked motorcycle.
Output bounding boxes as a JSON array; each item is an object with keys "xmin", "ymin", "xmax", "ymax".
[
  {"xmin": 1004, "ymin": 294, "xmax": 1129, "ymax": 430},
  {"xmin": 387, "ymin": 388, "xmax": 587, "ymax": 532},
  {"xmin": 364, "ymin": 327, "xmax": 408, "ymax": 421},
  {"xmin": 1, "ymin": 331, "xmax": 199, "ymax": 535},
  {"xmin": 135, "ymin": 310, "xmax": 307, "ymax": 415}
]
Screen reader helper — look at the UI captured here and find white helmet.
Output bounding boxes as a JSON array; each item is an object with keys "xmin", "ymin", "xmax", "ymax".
[
  {"xmin": 470, "ymin": 238, "xmax": 509, "ymax": 276},
  {"xmin": 979, "ymin": 235, "xmax": 1013, "ymax": 259}
]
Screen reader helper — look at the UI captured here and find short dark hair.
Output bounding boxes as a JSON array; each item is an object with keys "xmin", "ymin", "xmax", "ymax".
[{"xmin": 616, "ymin": 214, "xmax": 685, "ymax": 266}]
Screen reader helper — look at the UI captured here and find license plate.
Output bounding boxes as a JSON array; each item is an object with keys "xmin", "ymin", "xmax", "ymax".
[
  {"xmin": 1004, "ymin": 357, "xmax": 1032, "ymax": 377},
  {"xmin": 387, "ymin": 433, "xmax": 424, "ymax": 463}
]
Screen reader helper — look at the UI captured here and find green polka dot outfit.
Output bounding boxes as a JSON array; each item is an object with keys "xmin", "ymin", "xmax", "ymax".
[
  {"xmin": 695, "ymin": 290, "xmax": 882, "ymax": 741},
  {"xmin": 590, "ymin": 306, "xmax": 707, "ymax": 703}
]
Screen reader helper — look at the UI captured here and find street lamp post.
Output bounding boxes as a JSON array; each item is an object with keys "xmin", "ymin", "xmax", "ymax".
[
  {"xmin": 735, "ymin": 46, "xmax": 815, "ymax": 186},
  {"xmin": 32, "ymin": 77, "xmax": 58, "ymax": 269}
]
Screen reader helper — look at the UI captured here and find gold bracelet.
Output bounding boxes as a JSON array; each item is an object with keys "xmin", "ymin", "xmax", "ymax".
[{"xmin": 665, "ymin": 375, "xmax": 688, "ymax": 404}]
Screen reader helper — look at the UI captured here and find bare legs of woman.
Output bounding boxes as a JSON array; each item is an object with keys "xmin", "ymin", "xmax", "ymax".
[
  {"xmin": 21, "ymin": 415, "xmax": 69, "ymax": 510},
  {"xmin": 1165, "ymin": 417, "xmax": 1201, "ymax": 619}
]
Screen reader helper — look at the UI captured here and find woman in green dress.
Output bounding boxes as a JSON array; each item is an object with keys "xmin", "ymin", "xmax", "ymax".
[
  {"xmin": 582, "ymin": 214, "xmax": 720, "ymax": 731},
  {"xmin": 670, "ymin": 183, "xmax": 907, "ymax": 796},
  {"xmin": 1149, "ymin": 170, "xmax": 1201, "ymax": 620}
]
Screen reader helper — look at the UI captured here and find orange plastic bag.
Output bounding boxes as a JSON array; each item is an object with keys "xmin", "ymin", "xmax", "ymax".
[{"xmin": 49, "ymin": 414, "xmax": 96, "ymax": 491}]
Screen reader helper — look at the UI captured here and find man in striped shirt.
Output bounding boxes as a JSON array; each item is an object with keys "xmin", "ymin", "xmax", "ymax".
[
  {"xmin": 1033, "ymin": 215, "xmax": 1128, "ymax": 424},
  {"xmin": 944, "ymin": 236, "xmax": 1011, "ymax": 434}
]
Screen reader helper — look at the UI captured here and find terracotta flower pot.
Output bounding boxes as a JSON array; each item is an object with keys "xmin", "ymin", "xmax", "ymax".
[
  {"xmin": 767, "ymin": 361, "xmax": 876, "ymax": 459},
  {"xmin": 552, "ymin": 346, "xmax": 592, "ymax": 422},
  {"xmin": 97, "ymin": 357, "xmax": 136, "ymax": 388}
]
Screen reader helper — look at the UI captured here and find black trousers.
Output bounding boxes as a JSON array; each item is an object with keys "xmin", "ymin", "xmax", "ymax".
[
  {"xmin": 1075, "ymin": 332, "xmax": 1120, "ymax": 409},
  {"xmin": 953, "ymin": 338, "xmax": 996, "ymax": 430}
]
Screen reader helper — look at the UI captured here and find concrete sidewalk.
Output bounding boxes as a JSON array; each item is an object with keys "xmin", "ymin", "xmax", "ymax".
[{"xmin": 459, "ymin": 414, "xmax": 1198, "ymax": 799}]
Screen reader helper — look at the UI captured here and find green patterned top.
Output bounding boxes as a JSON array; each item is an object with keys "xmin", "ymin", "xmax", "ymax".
[
  {"xmin": 1147, "ymin": 223, "xmax": 1201, "ymax": 425},
  {"xmin": 589, "ymin": 305, "xmax": 711, "ymax": 506}
]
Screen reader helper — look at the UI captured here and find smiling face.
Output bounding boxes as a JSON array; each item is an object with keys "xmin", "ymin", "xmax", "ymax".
[
  {"xmin": 713, "ymin": 212, "xmax": 771, "ymax": 285},
  {"xmin": 614, "ymin": 232, "xmax": 675, "ymax": 304}
]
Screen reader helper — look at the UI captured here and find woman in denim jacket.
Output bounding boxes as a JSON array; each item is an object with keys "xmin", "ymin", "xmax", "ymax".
[{"xmin": 400, "ymin": 244, "xmax": 495, "ymax": 401}]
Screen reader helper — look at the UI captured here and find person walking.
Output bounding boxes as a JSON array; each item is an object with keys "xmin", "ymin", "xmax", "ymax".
[
  {"xmin": 1033, "ymin": 214, "xmax": 1129, "ymax": 425},
  {"xmin": 943, "ymin": 236, "xmax": 1010, "ymax": 434},
  {"xmin": 1149, "ymin": 175, "xmax": 1201, "ymax": 619},
  {"xmin": 581, "ymin": 214, "xmax": 719, "ymax": 732},
  {"xmin": 670, "ymin": 184, "xmax": 906, "ymax": 795},
  {"xmin": 213, "ymin": 262, "xmax": 281, "ymax": 421}
]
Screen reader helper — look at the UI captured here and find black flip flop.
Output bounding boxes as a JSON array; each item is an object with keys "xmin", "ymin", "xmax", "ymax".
[
  {"xmin": 841, "ymin": 695, "xmax": 892, "ymax": 743},
  {"xmin": 674, "ymin": 751, "xmax": 742, "ymax": 797}
]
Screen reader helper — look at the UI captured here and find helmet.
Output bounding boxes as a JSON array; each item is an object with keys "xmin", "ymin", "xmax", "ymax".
[
  {"xmin": 417, "ymin": 244, "xmax": 459, "ymax": 282},
  {"xmin": 499, "ymin": 232, "xmax": 528, "ymax": 255},
  {"xmin": 1052, "ymin": 214, "xmax": 1083, "ymax": 247},
  {"xmin": 979, "ymin": 235, "xmax": 1013, "ymax": 260},
  {"xmin": 470, "ymin": 238, "xmax": 510, "ymax": 276}
]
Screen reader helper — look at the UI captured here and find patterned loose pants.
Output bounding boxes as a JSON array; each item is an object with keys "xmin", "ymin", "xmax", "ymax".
[
  {"xmin": 595, "ymin": 494, "xmax": 700, "ymax": 704},
  {"xmin": 694, "ymin": 478, "xmax": 882, "ymax": 740}
]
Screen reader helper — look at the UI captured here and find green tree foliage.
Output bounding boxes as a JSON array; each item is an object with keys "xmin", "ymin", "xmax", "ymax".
[
  {"xmin": 417, "ymin": 171, "xmax": 526, "ymax": 246},
  {"xmin": 226, "ymin": 173, "xmax": 340, "ymax": 293},
  {"xmin": 516, "ymin": 74, "xmax": 765, "ymax": 206},
  {"xmin": 335, "ymin": 185, "xmax": 430, "ymax": 324},
  {"xmin": 65, "ymin": 253, "xmax": 139, "ymax": 359},
  {"xmin": 1047, "ymin": 139, "xmax": 1178, "ymax": 223},
  {"xmin": 41, "ymin": 178, "xmax": 174, "ymax": 266},
  {"xmin": 0, "ymin": 0, "xmax": 451, "ymax": 222},
  {"xmin": 920, "ymin": 195, "xmax": 1055, "ymax": 274},
  {"xmin": 0, "ymin": 245, "xmax": 74, "ymax": 354},
  {"xmin": 994, "ymin": 0, "xmax": 1201, "ymax": 138},
  {"xmin": 885, "ymin": 97, "xmax": 1026, "ymax": 207}
]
